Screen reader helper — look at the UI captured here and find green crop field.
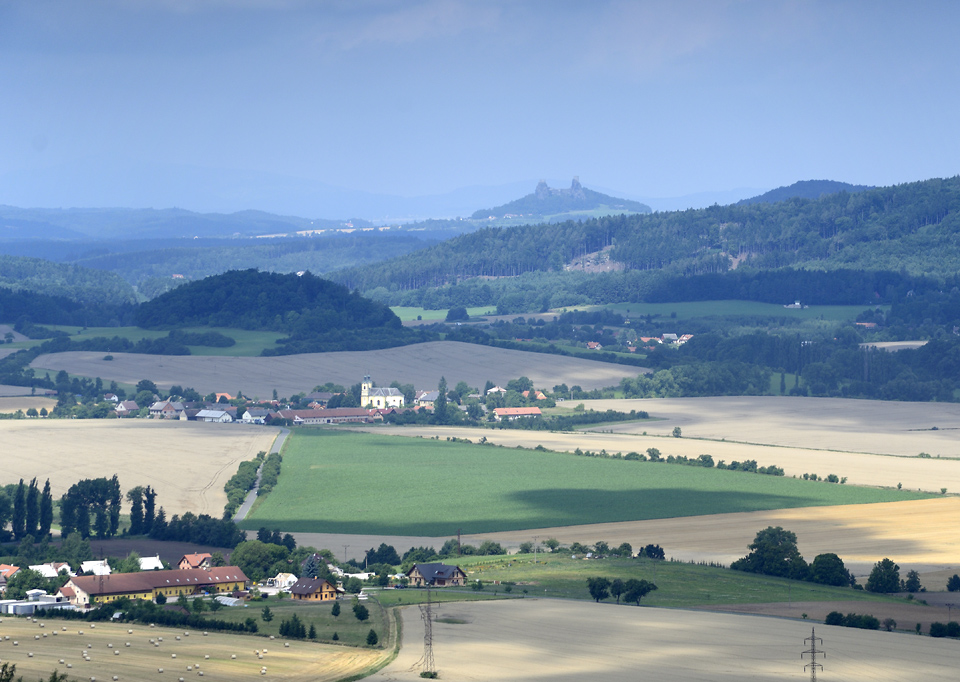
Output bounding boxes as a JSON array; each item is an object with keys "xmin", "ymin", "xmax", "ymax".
[
  {"xmin": 12, "ymin": 325, "xmax": 285, "ymax": 356},
  {"xmin": 561, "ymin": 300, "xmax": 881, "ymax": 322},
  {"xmin": 241, "ymin": 430, "xmax": 929, "ymax": 536},
  {"xmin": 390, "ymin": 306, "xmax": 495, "ymax": 321},
  {"xmin": 451, "ymin": 554, "xmax": 907, "ymax": 607}
]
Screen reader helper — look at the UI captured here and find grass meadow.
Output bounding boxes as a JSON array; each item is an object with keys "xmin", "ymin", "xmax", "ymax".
[
  {"xmin": 11, "ymin": 325, "xmax": 285, "ymax": 356},
  {"xmin": 390, "ymin": 305, "xmax": 495, "ymax": 321},
  {"xmin": 241, "ymin": 430, "xmax": 928, "ymax": 536},
  {"xmin": 449, "ymin": 553, "xmax": 909, "ymax": 607}
]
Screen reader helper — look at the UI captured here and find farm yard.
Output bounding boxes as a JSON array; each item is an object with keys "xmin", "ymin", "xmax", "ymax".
[
  {"xmin": 29, "ymin": 340, "xmax": 643, "ymax": 398},
  {"xmin": 0, "ymin": 616, "xmax": 389, "ymax": 682},
  {"xmin": 371, "ymin": 599, "xmax": 959, "ymax": 682},
  {"xmin": 241, "ymin": 430, "xmax": 926, "ymax": 537},
  {"xmin": 0, "ymin": 420, "xmax": 279, "ymax": 515}
]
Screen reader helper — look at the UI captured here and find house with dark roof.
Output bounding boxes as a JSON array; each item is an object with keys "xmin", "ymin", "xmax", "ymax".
[
  {"xmin": 289, "ymin": 577, "xmax": 340, "ymax": 601},
  {"xmin": 406, "ymin": 563, "xmax": 467, "ymax": 587},
  {"xmin": 114, "ymin": 400, "xmax": 139, "ymax": 417}
]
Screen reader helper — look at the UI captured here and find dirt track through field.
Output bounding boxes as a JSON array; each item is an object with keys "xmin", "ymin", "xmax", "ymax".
[
  {"xmin": 30, "ymin": 341, "xmax": 645, "ymax": 398},
  {"xmin": 0, "ymin": 420, "xmax": 279, "ymax": 515},
  {"xmin": 372, "ymin": 599, "xmax": 959, "ymax": 681}
]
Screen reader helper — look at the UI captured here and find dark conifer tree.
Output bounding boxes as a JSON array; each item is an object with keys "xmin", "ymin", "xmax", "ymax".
[
  {"xmin": 38, "ymin": 479, "xmax": 53, "ymax": 538},
  {"xmin": 24, "ymin": 478, "xmax": 40, "ymax": 537},
  {"xmin": 12, "ymin": 479, "xmax": 26, "ymax": 540}
]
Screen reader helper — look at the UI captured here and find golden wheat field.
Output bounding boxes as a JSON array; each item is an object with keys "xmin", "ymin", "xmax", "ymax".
[
  {"xmin": 0, "ymin": 420, "xmax": 279, "ymax": 515},
  {"xmin": 0, "ymin": 616, "xmax": 387, "ymax": 682},
  {"xmin": 0, "ymin": 396, "xmax": 57, "ymax": 413},
  {"xmin": 372, "ymin": 599, "xmax": 959, "ymax": 682},
  {"xmin": 30, "ymin": 341, "xmax": 645, "ymax": 398}
]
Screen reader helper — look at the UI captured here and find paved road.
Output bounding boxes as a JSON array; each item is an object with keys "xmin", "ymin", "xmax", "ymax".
[{"xmin": 233, "ymin": 427, "xmax": 289, "ymax": 522}]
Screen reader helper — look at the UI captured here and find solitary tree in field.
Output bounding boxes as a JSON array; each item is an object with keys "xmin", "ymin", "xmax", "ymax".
[
  {"xmin": 623, "ymin": 578, "xmax": 657, "ymax": 605},
  {"xmin": 947, "ymin": 574, "xmax": 960, "ymax": 592},
  {"xmin": 587, "ymin": 577, "xmax": 611, "ymax": 602},
  {"xmin": 866, "ymin": 558, "xmax": 900, "ymax": 593},
  {"xmin": 261, "ymin": 605, "xmax": 274, "ymax": 622},
  {"xmin": 331, "ymin": 601, "xmax": 341, "ymax": 617}
]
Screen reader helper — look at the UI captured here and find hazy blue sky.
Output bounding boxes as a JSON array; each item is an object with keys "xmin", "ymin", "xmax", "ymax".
[{"xmin": 3, "ymin": 0, "xmax": 959, "ymax": 215}]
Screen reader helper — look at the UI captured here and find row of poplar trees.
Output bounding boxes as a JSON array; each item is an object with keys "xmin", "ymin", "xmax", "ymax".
[{"xmin": 11, "ymin": 478, "xmax": 54, "ymax": 540}]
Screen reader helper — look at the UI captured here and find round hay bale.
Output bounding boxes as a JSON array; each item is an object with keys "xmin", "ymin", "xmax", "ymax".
[
  {"xmin": 176, "ymin": 636, "xmax": 181, "ymax": 641},
  {"xmin": 90, "ymin": 624, "xmax": 95, "ymax": 628},
  {"xmin": 114, "ymin": 651, "xmax": 120, "ymax": 656},
  {"xmin": 172, "ymin": 653, "xmax": 177, "ymax": 659},
  {"xmin": 129, "ymin": 630, "xmax": 133, "ymax": 634},
  {"xmin": 204, "ymin": 655, "xmax": 209, "ymax": 660},
  {"xmin": 59, "ymin": 659, "xmax": 65, "ymax": 664},
  {"xmin": 157, "ymin": 668, "xmax": 163, "ymax": 673},
  {"xmin": 67, "ymin": 664, "xmax": 73, "ymax": 669},
  {"xmin": 230, "ymin": 654, "xmax": 236, "ymax": 660}
]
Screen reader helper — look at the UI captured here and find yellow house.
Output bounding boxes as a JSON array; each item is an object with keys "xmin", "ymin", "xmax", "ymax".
[
  {"xmin": 360, "ymin": 375, "xmax": 405, "ymax": 409},
  {"xmin": 63, "ymin": 567, "xmax": 248, "ymax": 606},
  {"xmin": 290, "ymin": 577, "xmax": 340, "ymax": 601}
]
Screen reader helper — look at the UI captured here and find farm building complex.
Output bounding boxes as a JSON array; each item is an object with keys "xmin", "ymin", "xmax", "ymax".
[{"xmin": 61, "ymin": 567, "xmax": 248, "ymax": 606}]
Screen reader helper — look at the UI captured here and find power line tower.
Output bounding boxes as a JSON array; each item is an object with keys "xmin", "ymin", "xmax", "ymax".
[
  {"xmin": 415, "ymin": 587, "xmax": 436, "ymax": 677},
  {"xmin": 802, "ymin": 627, "xmax": 825, "ymax": 682}
]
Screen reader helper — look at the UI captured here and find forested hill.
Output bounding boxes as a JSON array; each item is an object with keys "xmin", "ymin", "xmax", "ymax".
[
  {"xmin": 0, "ymin": 254, "xmax": 138, "ymax": 307},
  {"xmin": 471, "ymin": 178, "xmax": 651, "ymax": 219},
  {"xmin": 736, "ymin": 180, "xmax": 874, "ymax": 206},
  {"xmin": 135, "ymin": 269, "xmax": 401, "ymax": 333},
  {"xmin": 332, "ymin": 176, "xmax": 960, "ymax": 292}
]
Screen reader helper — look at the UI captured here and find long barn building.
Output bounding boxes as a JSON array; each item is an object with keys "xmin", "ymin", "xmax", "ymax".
[{"xmin": 61, "ymin": 567, "xmax": 248, "ymax": 607}]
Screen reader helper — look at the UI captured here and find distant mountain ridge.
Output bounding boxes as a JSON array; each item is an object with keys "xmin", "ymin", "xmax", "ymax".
[
  {"xmin": 736, "ymin": 180, "xmax": 874, "ymax": 206},
  {"xmin": 471, "ymin": 178, "xmax": 652, "ymax": 219}
]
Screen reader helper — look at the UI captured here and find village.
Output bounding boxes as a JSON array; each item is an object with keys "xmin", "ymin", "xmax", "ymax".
[{"xmin": 101, "ymin": 374, "xmax": 555, "ymax": 426}]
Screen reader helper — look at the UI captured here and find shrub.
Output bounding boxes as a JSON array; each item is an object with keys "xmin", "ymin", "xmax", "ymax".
[
  {"xmin": 930, "ymin": 622, "xmax": 948, "ymax": 638},
  {"xmin": 353, "ymin": 603, "xmax": 369, "ymax": 622},
  {"xmin": 825, "ymin": 611, "xmax": 844, "ymax": 626},
  {"xmin": 366, "ymin": 629, "xmax": 379, "ymax": 646}
]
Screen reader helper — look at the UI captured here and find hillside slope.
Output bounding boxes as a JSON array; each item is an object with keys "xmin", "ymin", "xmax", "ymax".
[
  {"xmin": 333, "ymin": 176, "xmax": 960, "ymax": 291},
  {"xmin": 471, "ymin": 178, "xmax": 651, "ymax": 219},
  {"xmin": 737, "ymin": 179, "xmax": 874, "ymax": 206}
]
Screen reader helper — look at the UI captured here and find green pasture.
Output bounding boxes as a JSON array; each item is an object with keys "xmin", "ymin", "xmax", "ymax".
[
  {"xmin": 390, "ymin": 306, "xmax": 495, "ymax": 322},
  {"xmin": 12, "ymin": 325, "xmax": 284, "ymax": 357},
  {"xmin": 452, "ymin": 554, "xmax": 912, "ymax": 608},
  {"xmin": 557, "ymin": 300, "xmax": 881, "ymax": 322},
  {"xmin": 207, "ymin": 596, "xmax": 387, "ymax": 647},
  {"xmin": 241, "ymin": 430, "xmax": 929, "ymax": 536}
]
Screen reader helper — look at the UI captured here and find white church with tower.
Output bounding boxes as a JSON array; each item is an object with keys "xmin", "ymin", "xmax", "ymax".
[{"xmin": 360, "ymin": 375, "xmax": 405, "ymax": 409}]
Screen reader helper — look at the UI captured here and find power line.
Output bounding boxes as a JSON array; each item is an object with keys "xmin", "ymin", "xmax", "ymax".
[
  {"xmin": 802, "ymin": 627, "xmax": 825, "ymax": 682},
  {"xmin": 414, "ymin": 586, "xmax": 436, "ymax": 676}
]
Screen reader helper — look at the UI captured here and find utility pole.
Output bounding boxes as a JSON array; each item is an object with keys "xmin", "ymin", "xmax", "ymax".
[
  {"xmin": 417, "ymin": 587, "xmax": 436, "ymax": 677},
  {"xmin": 343, "ymin": 544, "xmax": 349, "ymax": 564},
  {"xmin": 457, "ymin": 528, "xmax": 461, "ymax": 557},
  {"xmin": 533, "ymin": 536, "xmax": 539, "ymax": 564},
  {"xmin": 802, "ymin": 627, "xmax": 825, "ymax": 682}
]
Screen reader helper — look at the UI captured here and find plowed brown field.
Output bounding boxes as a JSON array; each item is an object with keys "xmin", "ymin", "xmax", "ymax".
[{"xmin": 30, "ymin": 341, "xmax": 646, "ymax": 398}]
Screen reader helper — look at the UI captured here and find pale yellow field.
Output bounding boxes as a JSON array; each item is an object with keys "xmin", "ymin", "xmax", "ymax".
[
  {"xmin": 369, "ymin": 422, "xmax": 960, "ymax": 494},
  {"xmin": 572, "ymin": 396, "xmax": 960, "ymax": 457},
  {"xmin": 287, "ymin": 498, "xmax": 960, "ymax": 585},
  {"xmin": 0, "ymin": 420, "xmax": 279, "ymax": 515},
  {"xmin": 30, "ymin": 341, "xmax": 645, "ymax": 398},
  {"xmin": 0, "ymin": 396, "xmax": 57, "ymax": 413},
  {"xmin": 372, "ymin": 599, "xmax": 959, "ymax": 682},
  {"xmin": 0, "ymin": 617, "xmax": 387, "ymax": 682},
  {"xmin": 469, "ymin": 498, "xmax": 960, "ymax": 580}
]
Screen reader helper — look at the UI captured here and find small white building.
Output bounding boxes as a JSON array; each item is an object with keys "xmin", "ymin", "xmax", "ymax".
[
  {"xmin": 138, "ymin": 555, "xmax": 164, "ymax": 571},
  {"xmin": 195, "ymin": 409, "xmax": 233, "ymax": 423},
  {"xmin": 79, "ymin": 559, "xmax": 111, "ymax": 576},
  {"xmin": 28, "ymin": 562, "xmax": 74, "ymax": 579},
  {"xmin": 268, "ymin": 572, "xmax": 298, "ymax": 589}
]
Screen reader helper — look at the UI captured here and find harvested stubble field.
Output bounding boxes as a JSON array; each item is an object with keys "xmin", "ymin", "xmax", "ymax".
[
  {"xmin": 371, "ymin": 599, "xmax": 959, "ymax": 682},
  {"xmin": 0, "ymin": 396, "xmax": 57, "ymax": 413},
  {"xmin": 0, "ymin": 616, "xmax": 386, "ymax": 682},
  {"xmin": 0, "ymin": 420, "xmax": 279, "ymax": 515},
  {"xmin": 30, "ymin": 340, "xmax": 642, "ymax": 397},
  {"xmin": 461, "ymin": 498, "xmax": 960, "ymax": 581},
  {"xmin": 242, "ymin": 430, "xmax": 924, "ymax": 536},
  {"xmin": 573, "ymin": 396, "xmax": 960, "ymax": 458}
]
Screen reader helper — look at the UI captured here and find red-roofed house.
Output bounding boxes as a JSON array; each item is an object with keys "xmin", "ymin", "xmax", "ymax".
[
  {"xmin": 178, "ymin": 553, "xmax": 212, "ymax": 570},
  {"xmin": 493, "ymin": 407, "xmax": 542, "ymax": 422}
]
